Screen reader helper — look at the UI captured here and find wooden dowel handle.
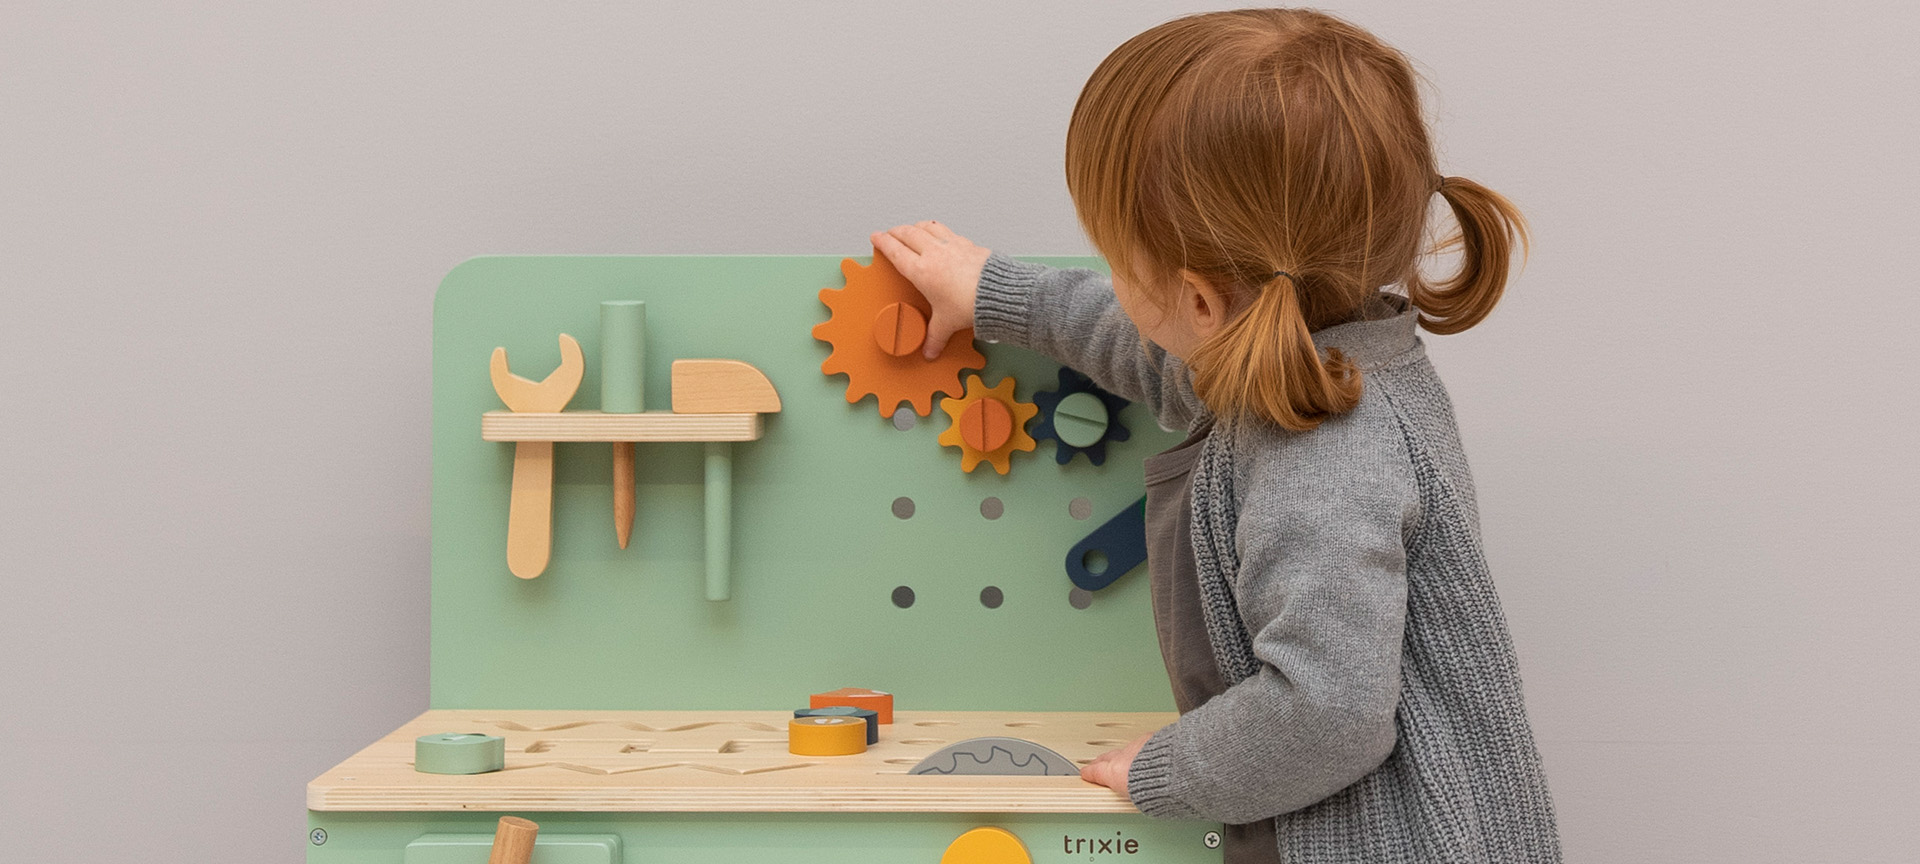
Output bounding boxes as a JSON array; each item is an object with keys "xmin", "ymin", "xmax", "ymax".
[
  {"xmin": 613, "ymin": 441, "xmax": 636, "ymax": 549},
  {"xmin": 488, "ymin": 815, "xmax": 539, "ymax": 864},
  {"xmin": 704, "ymin": 441, "xmax": 732, "ymax": 601}
]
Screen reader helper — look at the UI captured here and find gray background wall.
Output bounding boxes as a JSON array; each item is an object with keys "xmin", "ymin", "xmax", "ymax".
[{"xmin": 3, "ymin": 1, "xmax": 1915, "ymax": 860}]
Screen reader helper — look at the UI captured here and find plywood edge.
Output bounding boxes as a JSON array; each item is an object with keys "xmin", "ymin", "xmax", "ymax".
[
  {"xmin": 311, "ymin": 785, "xmax": 1137, "ymax": 813},
  {"xmin": 480, "ymin": 411, "xmax": 762, "ymax": 442},
  {"xmin": 308, "ymin": 708, "xmax": 441, "ymax": 810}
]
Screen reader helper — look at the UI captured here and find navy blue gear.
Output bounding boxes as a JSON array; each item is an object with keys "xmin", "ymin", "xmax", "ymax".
[{"xmin": 1030, "ymin": 367, "xmax": 1132, "ymax": 466}]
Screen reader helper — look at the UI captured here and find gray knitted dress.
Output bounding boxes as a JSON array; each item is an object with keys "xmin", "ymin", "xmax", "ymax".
[{"xmin": 974, "ymin": 254, "xmax": 1560, "ymax": 863}]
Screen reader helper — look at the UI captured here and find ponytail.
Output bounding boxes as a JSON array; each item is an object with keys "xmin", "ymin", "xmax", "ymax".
[
  {"xmin": 1189, "ymin": 272, "xmax": 1363, "ymax": 433},
  {"xmin": 1412, "ymin": 175, "xmax": 1530, "ymax": 335}
]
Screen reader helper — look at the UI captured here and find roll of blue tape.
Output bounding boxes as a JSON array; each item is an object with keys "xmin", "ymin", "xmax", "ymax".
[{"xmin": 795, "ymin": 706, "xmax": 879, "ymax": 744}]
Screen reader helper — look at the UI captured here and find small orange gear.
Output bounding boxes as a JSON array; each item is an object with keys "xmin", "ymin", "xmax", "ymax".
[
  {"xmin": 937, "ymin": 375, "xmax": 1038, "ymax": 475},
  {"xmin": 814, "ymin": 249, "xmax": 986, "ymax": 418}
]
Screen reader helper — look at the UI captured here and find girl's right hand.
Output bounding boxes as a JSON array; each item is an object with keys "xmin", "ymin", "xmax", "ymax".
[{"xmin": 870, "ymin": 221, "xmax": 990, "ymax": 360}]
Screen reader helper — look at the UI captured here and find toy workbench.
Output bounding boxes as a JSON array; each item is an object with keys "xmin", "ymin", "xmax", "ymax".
[{"xmin": 306, "ymin": 255, "xmax": 1226, "ymax": 863}]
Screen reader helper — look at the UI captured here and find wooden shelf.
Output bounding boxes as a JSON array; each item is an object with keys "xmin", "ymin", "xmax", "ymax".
[
  {"xmin": 481, "ymin": 411, "xmax": 762, "ymax": 442},
  {"xmin": 308, "ymin": 709, "xmax": 1170, "ymax": 813}
]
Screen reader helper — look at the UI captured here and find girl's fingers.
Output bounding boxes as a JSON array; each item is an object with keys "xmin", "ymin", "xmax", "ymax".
[
  {"xmin": 1080, "ymin": 752, "xmax": 1117, "ymax": 788},
  {"xmin": 886, "ymin": 223, "xmax": 938, "ymax": 255},
  {"xmin": 871, "ymin": 230, "xmax": 916, "ymax": 268},
  {"xmin": 922, "ymin": 310, "xmax": 959, "ymax": 361},
  {"xmin": 917, "ymin": 220, "xmax": 958, "ymax": 242}
]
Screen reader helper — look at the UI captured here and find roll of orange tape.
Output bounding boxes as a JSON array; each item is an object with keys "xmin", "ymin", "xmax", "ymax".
[
  {"xmin": 788, "ymin": 715, "xmax": 868, "ymax": 756},
  {"xmin": 810, "ymin": 687, "xmax": 894, "ymax": 724}
]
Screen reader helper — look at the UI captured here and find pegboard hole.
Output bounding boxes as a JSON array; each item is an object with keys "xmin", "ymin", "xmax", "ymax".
[
  {"xmin": 891, "ymin": 407, "xmax": 916, "ymax": 431},
  {"xmin": 1068, "ymin": 587, "xmax": 1093, "ymax": 610},
  {"xmin": 1087, "ymin": 739, "xmax": 1127, "ymax": 747},
  {"xmin": 980, "ymin": 586, "xmax": 1004, "ymax": 609},
  {"xmin": 979, "ymin": 496, "xmax": 1004, "ymax": 520},
  {"xmin": 1004, "ymin": 721, "xmax": 1044, "ymax": 728},
  {"xmin": 891, "ymin": 586, "xmax": 916, "ymax": 608},
  {"xmin": 891, "ymin": 497, "xmax": 915, "ymax": 519},
  {"xmin": 1069, "ymin": 496, "xmax": 1093, "ymax": 520}
]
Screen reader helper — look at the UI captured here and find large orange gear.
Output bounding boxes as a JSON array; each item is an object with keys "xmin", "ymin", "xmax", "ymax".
[
  {"xmin": 937, "ymin": 375, "xmax": 1038, "ymax": 475},
  {"xmin": 814, "ymin": 249, "xmax": 986, "ymax": 418}
]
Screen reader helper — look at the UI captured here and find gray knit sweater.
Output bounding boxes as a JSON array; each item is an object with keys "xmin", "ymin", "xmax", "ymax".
[{"xmin": 974, "ymin": 254, "xmax": 1560, "ymax": 863}]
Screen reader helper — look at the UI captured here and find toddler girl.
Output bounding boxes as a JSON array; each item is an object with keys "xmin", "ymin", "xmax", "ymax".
[{"xmin": 875, "ymin": 9, "xmax": 1557, "ymax": 863}]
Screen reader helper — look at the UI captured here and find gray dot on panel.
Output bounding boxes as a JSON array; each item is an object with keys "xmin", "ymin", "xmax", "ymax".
[
  {"xmin": 891, "ymin": 496, "xmax": 915, "ymax": 519},
  {"xmin": 1068, "ymin": 587, "xmax": 1094, "ymax": 610},
  {"xmin": 892, "ymin": 586, "xmax": 916, "ymax": 608},
  {"xmin": 979, "ymin": 496, "xmax": 1004, "ymax": 520},
  {"xmin": 980, "ymin": 586, "xmax": 1004, "ymax": 609},
  {"xmin": 892, "ymin": 407, "xmax": 916, "ymax": 431},
  {"xmin": 1069, "ymin": 497, "xmax": 1093, "ymax": 520}
]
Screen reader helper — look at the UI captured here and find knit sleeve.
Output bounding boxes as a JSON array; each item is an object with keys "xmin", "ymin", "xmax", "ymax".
[
  {"xmin": 1126, "ymin": 406, "xmax": 1419, "ymax": 823},
  {"xmin": 973, "ymin": 252, "xmax": 1206, "ymax": 431}
]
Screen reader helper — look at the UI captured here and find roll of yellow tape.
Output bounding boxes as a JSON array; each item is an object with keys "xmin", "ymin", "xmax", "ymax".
[{"xmin": 787, "ymin": 715, "xmax": 868, "ymax": 756}]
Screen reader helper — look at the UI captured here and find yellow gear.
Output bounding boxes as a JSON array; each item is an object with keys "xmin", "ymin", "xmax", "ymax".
[
  {"xmin": 937, "ymin": 375, "xmax": 1038, "ymax": 475},
  {"xmin": 813, "ymin": 250, "xmax": 986, "ymax": 418}
]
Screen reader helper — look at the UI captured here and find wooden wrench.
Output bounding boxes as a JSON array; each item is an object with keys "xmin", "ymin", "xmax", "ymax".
[{"xmin": 489, "ymin": 334, "xmax": 584, "ymax": 579}]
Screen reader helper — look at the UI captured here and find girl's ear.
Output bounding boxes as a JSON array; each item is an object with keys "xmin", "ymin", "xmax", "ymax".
[{"xmin": 1179, "ymin": 269, "xmax": 1234, "ymax": 340}]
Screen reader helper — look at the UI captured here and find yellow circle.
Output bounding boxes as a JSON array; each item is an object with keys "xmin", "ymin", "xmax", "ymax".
[{"xmin": 941, "ymin": 826, "xmax": 1031, "ymax": 864}]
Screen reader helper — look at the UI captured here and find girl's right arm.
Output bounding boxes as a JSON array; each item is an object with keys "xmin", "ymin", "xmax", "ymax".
[{"xmin": 872, "ymin": 223, "xmax": 1205, "ymax": 431}]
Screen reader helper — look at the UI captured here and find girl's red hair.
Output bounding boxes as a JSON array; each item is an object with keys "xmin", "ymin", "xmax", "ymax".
[{"xmin": 1066, "ymin": 8, "xmax": 1529, "ymax": 431}]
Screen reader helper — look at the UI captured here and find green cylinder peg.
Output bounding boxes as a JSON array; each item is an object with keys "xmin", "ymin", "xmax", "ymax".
[
  {"xmin": 600, "ymin": 300, "xmax": 646, "ymax": 413},
  {"xmin": 414, "ymin": 732, "xmax": 505, "ymax": 775},
  {"xmin": 704, "ymin": 441, "xmax": 732, "ymax": 601}
]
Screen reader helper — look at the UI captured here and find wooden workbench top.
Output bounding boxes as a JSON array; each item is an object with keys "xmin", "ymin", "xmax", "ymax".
[{"xmin": 308, "ymin": 709, "xmax": 1174, "ymax": 813}]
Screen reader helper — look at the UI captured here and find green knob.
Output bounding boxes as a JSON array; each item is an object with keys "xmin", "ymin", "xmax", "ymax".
[
  {"xmin": 1052, "ymin": 392, "xmax": 1110, "ymax": 448},
  {"xmin": 414, "ymin": 732, "xmax": 505, "ymax": 775}
]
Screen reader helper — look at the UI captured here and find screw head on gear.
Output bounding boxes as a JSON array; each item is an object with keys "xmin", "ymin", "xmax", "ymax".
[
  {"xmin": 814, "ymin": 249, "xmax": 985, "ymax": 418},
  {"xmin": 872, "ymin": 302, "xmax": 929, "ymax": 357}
]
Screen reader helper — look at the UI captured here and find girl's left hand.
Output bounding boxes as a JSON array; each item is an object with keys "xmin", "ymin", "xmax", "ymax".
[{"xmin": 1079, "ymin": 732, "xmax": 1154, "ymax": 797}]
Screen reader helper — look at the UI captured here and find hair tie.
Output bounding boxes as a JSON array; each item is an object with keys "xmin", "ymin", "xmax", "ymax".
[
  {"xmin": 1269, "ymin": 270, "xmax": 1297, "ymax": 286},
  {"xmin": 1432, "ymin": 174, "xmax": 1447, "ymax": 193}
]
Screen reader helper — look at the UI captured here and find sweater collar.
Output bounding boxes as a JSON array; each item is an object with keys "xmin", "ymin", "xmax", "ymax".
[{"xmin": 1311, "ymin": 293, "xmax": 1424, "ymax": 371}]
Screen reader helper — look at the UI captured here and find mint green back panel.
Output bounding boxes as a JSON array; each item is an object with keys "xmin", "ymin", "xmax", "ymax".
[{"xmin": 431, "ymin": 256, "xmax": 1181, "ymax": 711}]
